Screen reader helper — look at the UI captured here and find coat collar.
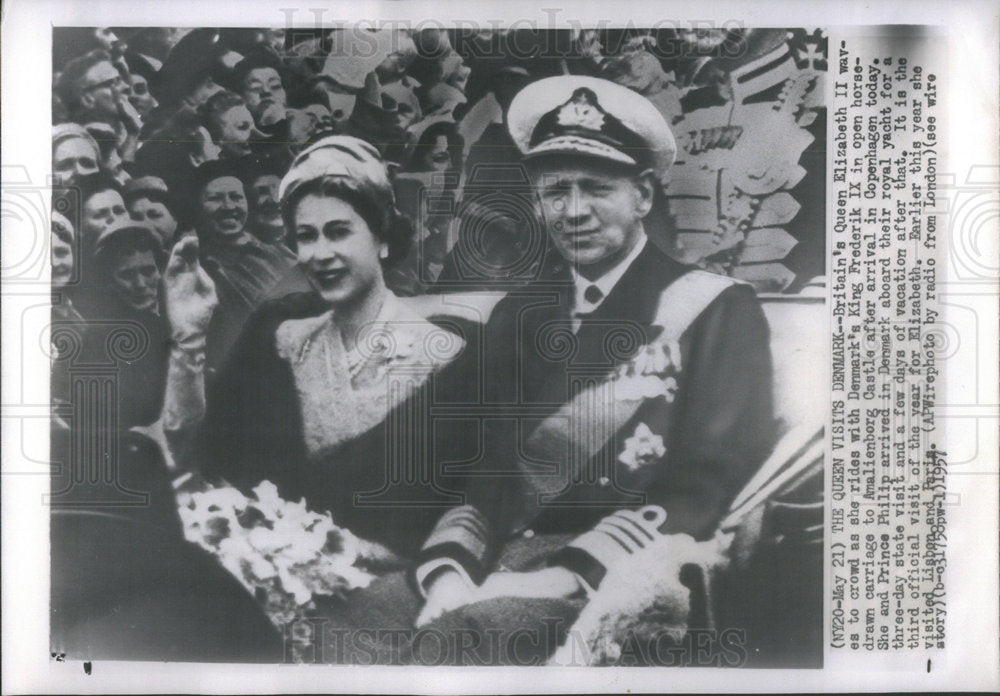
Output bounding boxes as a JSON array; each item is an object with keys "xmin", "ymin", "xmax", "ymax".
[
  {"xmin": 582, "ymin": 240, "xmax": 691, "ymax": 328},
  {"xmin": 570, "ymin": 235, "xmax": 648, "ymax": 315}
]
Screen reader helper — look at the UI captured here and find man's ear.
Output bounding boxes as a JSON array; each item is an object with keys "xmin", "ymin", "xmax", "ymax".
[
  {"xmin": 78, "ymin": 91, "xmax": 96, "ymax": 110},
  {"xmin": 634, "ymin": 169, "xmax": 657, "ymax": 218}
]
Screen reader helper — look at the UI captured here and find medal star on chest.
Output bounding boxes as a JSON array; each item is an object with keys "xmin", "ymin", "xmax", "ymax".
[
  {"xmin": 612, "ymin": 340, "xmax": 682, "ymax": 402},
  {"xmin": 618, "ymin": 422, "xmax": 666, "ymax": 471}
]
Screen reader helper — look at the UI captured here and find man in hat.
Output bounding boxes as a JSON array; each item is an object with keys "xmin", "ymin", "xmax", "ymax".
[{"xmin": 414, "ymin": 76, "xmax": 777, "ymax": 663}]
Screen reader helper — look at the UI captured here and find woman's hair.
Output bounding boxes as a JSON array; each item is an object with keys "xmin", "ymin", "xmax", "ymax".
[
  {"xmin": 281, "ymin": 174, "xmax": 413, "ymax": 269},
  {"xmin": 199, "ymin": 90, "xmax": 248, "ymax": 141},
  {"xmin": 403, "ymin": 120, "xmax": 464, "ymax": 173}
]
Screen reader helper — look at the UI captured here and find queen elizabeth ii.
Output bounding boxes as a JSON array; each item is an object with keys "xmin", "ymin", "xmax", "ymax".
[{"xmin": 163, "ymin": 137, "xmax": 503, "ymax": 650}]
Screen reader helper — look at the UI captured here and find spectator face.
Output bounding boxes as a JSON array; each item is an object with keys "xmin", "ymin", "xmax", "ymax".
[
  {"xmin": 302, "ymin": 103, "xmax": 335, "ymax": 136},
  {"xmin": 129, "ymin": 196, "xmax": 178, "ymax": 247},
  {"xmin": 78, "ymin": 60, "xmax": 127, "ymax": 120},
  {"xmin": 128, "ymin": 73, "xmax": 158, "ymax": 117},
  {"xmin": 199, "ymin": 176, "xmax": 248, "ymax": 240},
  {"xmin": 53, "ymin": 136, "xmax": 100, "ymax": 185},
  {"xmin": 110, "ymin": 248, "xmax": 160, "ymax": 312},
  {"xmin": 249, "ymin": 174, "xmax": 282, "ymax": 230},
  {"xmin": 291, "ymin": 193, "xmax": 386, "ymax": 309},
  {"xmin": 217, "ymin": 104, "xmax": 255, "ymax": 158},
  {"xmin": 532, "ymin": 162, "xmax": 652, "ymax": 275},
  {"xmin": 241, "ymin": 67, "xmax": 286, "ymax": 121},
  {"xmin": 382, "ymin": 81, "xmax": 420, "ymax": 132},
  {"xmin": 51, "ymin": 230, "xmax": 74, "ymax": 289},
  {"xmin": 82, "ymin": 189, "xmax": 129, "ymax": 244},
  {"xmin": 421, "ymin": 135, "xmax": 453, "ymax": 172}
]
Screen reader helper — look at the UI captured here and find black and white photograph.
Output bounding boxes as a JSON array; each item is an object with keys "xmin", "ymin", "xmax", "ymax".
[
  {"xmin": 45, "ymin": 21, "xmax": 827, "ymax": 668},
  {"xmin": 2, "ymin": 1, "xmax": 998, "ymax": 692}
]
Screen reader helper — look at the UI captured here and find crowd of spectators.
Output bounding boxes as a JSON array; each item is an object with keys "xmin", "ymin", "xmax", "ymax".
[{"xmin": 50, "ymin": 23, "xmax": 827, "ymax": 453}]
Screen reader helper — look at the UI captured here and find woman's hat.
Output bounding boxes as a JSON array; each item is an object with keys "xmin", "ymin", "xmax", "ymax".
[
  {"xmin": 52, "ymin": 122, "xmax": 100, "ymax": 156},
  {"xmin": 279, "ymin": 135, "xmax": 390, "ymax": 204},
  {"xmin": 93, "ymin": 219, "xmax": 164, "ymax": 258}
]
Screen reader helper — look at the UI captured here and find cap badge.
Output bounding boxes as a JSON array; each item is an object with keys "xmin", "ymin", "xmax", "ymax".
[{"xmin": 556, "ymin": 88, "xmax": 607, "ymax": 132}]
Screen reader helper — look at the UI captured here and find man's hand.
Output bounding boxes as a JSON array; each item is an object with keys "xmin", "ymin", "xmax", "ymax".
[
  {"xmin": 415, "ymin": 568, "xmax": 478, "ymax": 628},
  {"xmin": 164, "ymin": 236, "xmax": 217, "ymax": 349},
  {"xmin": 117, "ymin": 96, "xmax": 144, "ymax": 134},
  {"xmin": 476, "ymin": 567, "xmax": 582, "ymax": 602},
  {"xmin": 258, "ymin": 102, "xmax": 287, "ymax": 128}
]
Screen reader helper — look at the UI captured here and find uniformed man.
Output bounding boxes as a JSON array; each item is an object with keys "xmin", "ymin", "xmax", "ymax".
[{"xmin": 412, "ymin": 75, "xmax": 778, "ymax": 663}]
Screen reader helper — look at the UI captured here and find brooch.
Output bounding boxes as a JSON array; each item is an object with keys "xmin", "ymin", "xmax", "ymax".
[{"xmin": 618, "ymin": 422, "xmax": 666, "ymax": 471}]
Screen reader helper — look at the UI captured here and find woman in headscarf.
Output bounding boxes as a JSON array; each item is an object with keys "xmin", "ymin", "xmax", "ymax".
[
  {"xmin": 77, "ymin": 221, "xmax": 173, "ymax": 429},
  {"xmin": 52, "ymin": 123, "xmax": 101, "ymax": 186}
]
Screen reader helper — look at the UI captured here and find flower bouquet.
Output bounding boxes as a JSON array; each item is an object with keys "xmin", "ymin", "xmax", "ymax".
[{"xmin": 177, "ymin": 480, "xmax": 375, "ymax": 629}]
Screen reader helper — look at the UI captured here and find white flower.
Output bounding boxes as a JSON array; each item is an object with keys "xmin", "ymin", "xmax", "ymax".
[
  {"xmin": 277, "ymin": 564, "xmax": 314, "ymax": 605},
  {"xmin": 179, "ymin": 477, "xmax": 377, "ymax": 619},
  {"xmin": 251, "ymin": 481, "xmax": 283, "ymax": 514},
  {"xmin": 618, "ymin": 422, "xmax": 666, "ymax": 471},
  {"xmin": 246, "ymin": 553, "xmax": 279, "ymax": 582},
  {"xmin": 194, "ymin": 486, "xmax": 250, "ymax": 512},
  {"xmin": 662, "ymin": 376, "xmax": 679, "ymax": 403}
]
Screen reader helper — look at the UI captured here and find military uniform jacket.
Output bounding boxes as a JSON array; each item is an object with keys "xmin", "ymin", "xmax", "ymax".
[{"xmin": 418, "ymin": 241, "xmax": 777, "ymax": 591}]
